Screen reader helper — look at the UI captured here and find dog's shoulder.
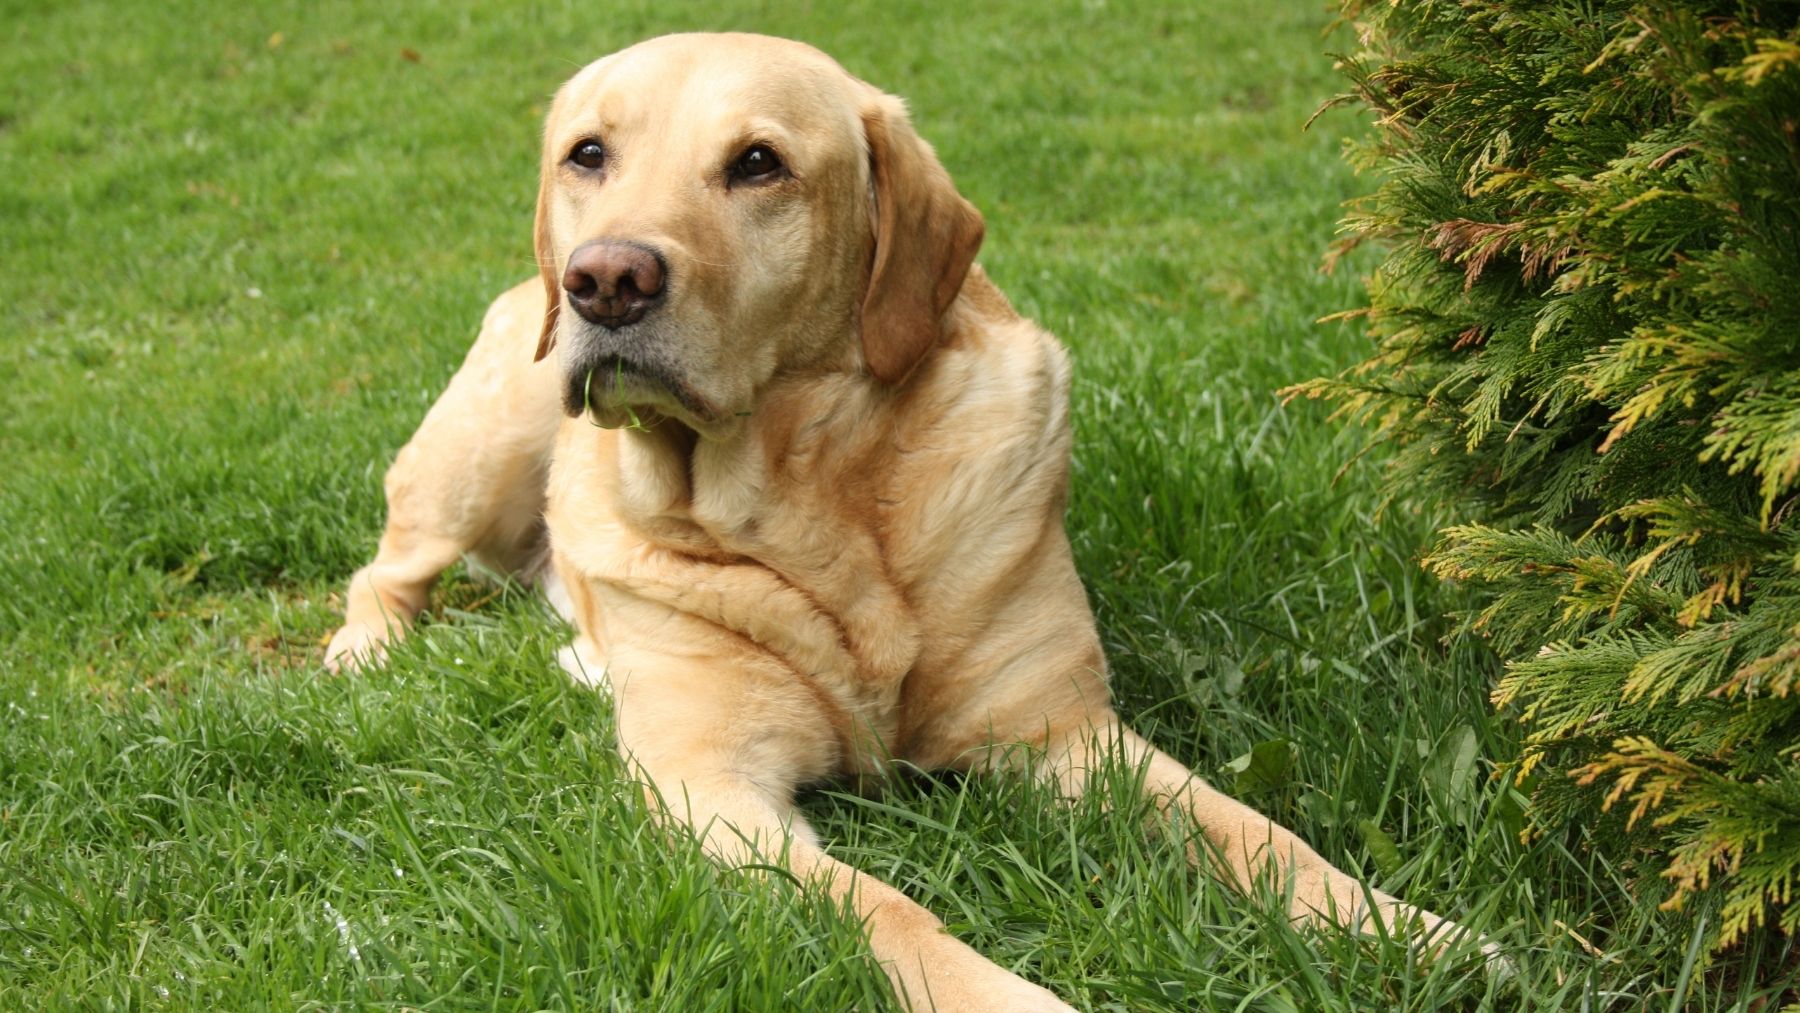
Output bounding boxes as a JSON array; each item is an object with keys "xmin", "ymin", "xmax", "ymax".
[
  {"xmin": 870, "ymin": 267, "xmax": 1075, "ymax": 582},
  {"xmin": 913, "ymin": 266, "xmax": 1073, "ymax": 465}
]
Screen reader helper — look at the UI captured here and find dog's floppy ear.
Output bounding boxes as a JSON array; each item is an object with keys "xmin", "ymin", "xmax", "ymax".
[
  {"xmin": 532, "ymin": 169, "xmax": 561, "ymax": 363},
  {"xmin": 859, "ymin": 94, "xmax": 985, "ymax": 384}
]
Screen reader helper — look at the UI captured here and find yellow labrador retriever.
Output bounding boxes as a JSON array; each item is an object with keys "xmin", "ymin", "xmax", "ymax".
[{"xmin": 326, "ymin": 32, "xmax": 1476, "ymax": 1011}]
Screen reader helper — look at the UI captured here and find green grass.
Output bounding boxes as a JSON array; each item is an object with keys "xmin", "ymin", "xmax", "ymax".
[{"xmin": 2, "ymin": 0, "xmax": 1792, "ymax": 1008}]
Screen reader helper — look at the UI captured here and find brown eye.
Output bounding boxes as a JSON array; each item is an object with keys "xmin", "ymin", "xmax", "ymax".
[
  {"xmin": 730, "ymin": 144, "xmax": 783, "ymax": 183},
  {"xmin": 568, "ymin": 140, "xmax": 605, "ymax": 170}
]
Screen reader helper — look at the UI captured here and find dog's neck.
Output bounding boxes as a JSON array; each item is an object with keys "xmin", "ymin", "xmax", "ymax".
[
  {"xmin": 607, "ymin": 369, "xmax": 895, "ymax": 552},
  {"xmin": 573, "ymin": 368, "xmax": 922, "ymax": 706}
]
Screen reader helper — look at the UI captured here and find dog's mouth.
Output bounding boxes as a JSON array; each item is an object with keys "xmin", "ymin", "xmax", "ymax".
[{"xmin": 561, "ymin": 352, "xmax": 713, "ymax": 427}]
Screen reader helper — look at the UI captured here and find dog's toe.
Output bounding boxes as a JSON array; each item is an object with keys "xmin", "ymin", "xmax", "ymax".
[
  {"xmin": 557, "ymin": 641, "xmax": 612, "ymax": 693},
  {"xmin": 324, "ymin": 624, "xmax": 390, "ymax": 673}
]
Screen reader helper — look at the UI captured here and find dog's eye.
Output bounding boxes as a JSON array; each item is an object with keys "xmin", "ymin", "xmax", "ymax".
[
  {"xmin": 730, "ymin": 144, "xmax": 783, "ymax": 183},
  {"xmin": 568, "ymin": 140, "xmax": 606, "ymax": 170}
]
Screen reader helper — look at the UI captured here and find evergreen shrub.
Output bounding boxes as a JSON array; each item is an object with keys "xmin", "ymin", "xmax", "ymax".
[{"xmin": 1291, "ymin": 0, "xmax": 1800, "ymax": 949}]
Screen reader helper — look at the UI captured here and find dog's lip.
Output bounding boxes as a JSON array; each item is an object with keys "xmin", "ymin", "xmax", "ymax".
[
  {"xmin": 566, "ymin": 353, "xmax": 661, "ymax": 408},
  {"xmin": 585, "ymin": 353, "xmax": 657, "ymax": 386},
  {"xmin": 562, "ymin": 352, "xmax": 715, "ymax": 423}
]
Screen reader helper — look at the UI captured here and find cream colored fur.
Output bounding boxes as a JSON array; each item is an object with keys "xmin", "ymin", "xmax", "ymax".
[{"xmin": 325, "ymin": 33, "xmax": 1484, "ymax": 1012}]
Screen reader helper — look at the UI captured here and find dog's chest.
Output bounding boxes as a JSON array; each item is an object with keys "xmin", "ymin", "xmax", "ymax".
[
  {"xmin": 558, "ymin": 421, "xmax": 923, "ymax": 764},
  {"xmin": 684, "ymin": 440, "xmax": 923, "ymax": 737}
]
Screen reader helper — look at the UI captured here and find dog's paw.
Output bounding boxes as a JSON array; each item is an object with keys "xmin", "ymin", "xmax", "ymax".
[
  {"xmin": 1476, "ymin": 938, "xmax": 1518, "ymax": 981},
  {"xmin": 323, "ymin": 623, "xmax": 392, "ymax": 673},
  {"xmin": 1413, "ymin": 916, "xmax": 1513, "ymax": 979},
  {"xmin": 556, "ymin": 641, "xmax": 612, "ymax": 694}
]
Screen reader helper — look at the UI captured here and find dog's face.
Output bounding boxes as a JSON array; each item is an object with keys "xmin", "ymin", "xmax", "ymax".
[{"xmin": 533, "ymin": 33, "xmax": 984, "ymax": 435}]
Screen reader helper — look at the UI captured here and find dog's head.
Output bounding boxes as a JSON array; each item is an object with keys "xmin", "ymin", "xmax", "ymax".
[{"xmin": 532, "ymin": 33, "xmax": 984, "ymax": 434}]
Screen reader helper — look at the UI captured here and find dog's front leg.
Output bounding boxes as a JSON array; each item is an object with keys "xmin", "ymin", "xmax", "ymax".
[
  {"xmin": 1033, "ymin": 712, "xmax": 1496, "ymax": 961},
  {"xmin": 326, "ymin": 282, "xmax": 562, "ymax": 671},
  {"xmin": 604, "ymin": 637, "xmax": 1073, "ymax": 1013}
]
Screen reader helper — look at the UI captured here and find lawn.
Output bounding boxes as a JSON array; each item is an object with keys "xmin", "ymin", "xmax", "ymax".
[{"xmin": 0, "ymin": 0, "xmax": 1783, "ymax": 1008}]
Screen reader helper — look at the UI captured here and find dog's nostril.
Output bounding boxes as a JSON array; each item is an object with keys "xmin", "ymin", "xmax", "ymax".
[
  {"xmin": 562, "ymin": 266, "xmax": 598, "ymax": 298},
  {"xmin": 628, "ymin": 260, "xmax": 664, "ymax": 299}
]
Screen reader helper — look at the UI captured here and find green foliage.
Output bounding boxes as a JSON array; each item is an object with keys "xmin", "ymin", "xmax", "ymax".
[
  {"xmin": 7, "ymin": 0, "xmax": 1581, "ymax": 1007},
  {"xmin": 1293, "ymin": 0, "xmax": 1800, "ymax": 952}
]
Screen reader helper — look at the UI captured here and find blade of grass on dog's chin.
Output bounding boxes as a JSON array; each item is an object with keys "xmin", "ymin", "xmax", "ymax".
[
  {"xmin": 615, "ymin": 359, "xmax": 646, "ymax": 431},
  {"xmin": 582, "ymin": 366, "xmax": 603, "ymax": 428}
]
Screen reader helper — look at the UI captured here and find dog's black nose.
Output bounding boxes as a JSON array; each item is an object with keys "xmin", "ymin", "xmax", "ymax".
[{"xmin": 563, "ymin": 240, "xmax": 667, "ymax": 329}]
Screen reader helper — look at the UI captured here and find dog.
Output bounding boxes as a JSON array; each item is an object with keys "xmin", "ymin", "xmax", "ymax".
[{"xmin": 325, "ymin": 32, "xmax": 1480, "ymax": 1011}]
